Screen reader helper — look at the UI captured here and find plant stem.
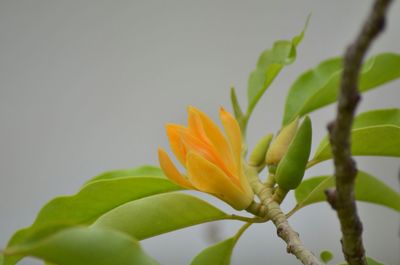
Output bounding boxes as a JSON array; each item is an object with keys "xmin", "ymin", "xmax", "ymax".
[
  {"xmin": 246, "ymin": 163, "xmax": 321, "ymax": 264},
  {"xmin": 327, "ymin": 1, "xmax": 392, "ymax": 264},
  {"xmin": 257, "ymin": 183, "xmax": 322, "ymax": 265}
]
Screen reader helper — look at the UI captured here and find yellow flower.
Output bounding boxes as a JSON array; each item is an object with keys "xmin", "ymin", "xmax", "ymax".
[{"xmin": 158, "ymin": 106, "xmax": 254, "ymax": 210}]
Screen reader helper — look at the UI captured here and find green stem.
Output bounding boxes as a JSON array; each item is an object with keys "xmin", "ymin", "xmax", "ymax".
[
  {"xmin": 306, "ymin": 159, "xmax": 319, "ymax": 169},
  {"xmin": 245, "ymin": 164, "xmax": 266, "ymax": 195},
  {"xmin": 286, "ymin": 205, "xmax": 301, "ymax": 219},
  {"xmin": 229, "ymin": 214, "xmax": 269, "ymax": 223},
  {"xmin": 246, "ymin": 201, "xmax": 267, "ymax": 217},
  {"xmin": 272, "ymin": 187, "xmax": 288, "ymax": 204},
  {"xmin": 256, "ymin": 180, "xmax": 322, "ymax": 265},
  {"xmin": 233, "ymin": 222, "xmax": 253, "ymax": 242},
  {"xmin": 245, "ymin": 164, "xmax": 320, "ymax": 264}
]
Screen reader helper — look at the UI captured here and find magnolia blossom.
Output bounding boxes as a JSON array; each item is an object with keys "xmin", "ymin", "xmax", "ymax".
[{"xmin": 158, "ymin": 106, "xmax": 254, "ymax": 210}]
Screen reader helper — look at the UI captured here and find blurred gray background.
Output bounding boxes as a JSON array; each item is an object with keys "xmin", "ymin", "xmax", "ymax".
[{"xmin": 0, "ymin": 1, "xmax": 399, "ymax": 264}]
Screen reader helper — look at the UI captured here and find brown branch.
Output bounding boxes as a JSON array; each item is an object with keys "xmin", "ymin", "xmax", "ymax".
[{"xmin": 327, "ymin": 1, "xmax": 392, "ymax": 265}]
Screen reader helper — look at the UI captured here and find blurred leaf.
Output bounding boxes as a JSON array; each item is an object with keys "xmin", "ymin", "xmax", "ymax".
[
  {"xmin": 4, "ymin": 176, "xmax": 180, "ymax": 265},
  {"xmin": 190, "ymin": 238, "xmax": 235, "ymax": 265},
  {"xmin": 93, "ymin": 193, "xmax": 228, "ymax": 240},
  {"xmin": 87, "ymin": 165, "xmax": 164, "ymax": 183},
  {"xmin": 339, "ymin": 257, "xmax": 385, "ymax": 265},
  {"xmin": 352, "ymin": 108, "xmax": 400, "ymax": 128},
  {"xmin": 310, "ymin": 109, "xmax": 400, "ymax": 165},
  {"xmin": 230, "ymin": 87, "xmax": 244, "ymax": 120},
  {"xmin": 320, "ymin": 250, "xmax": 334, "ymax": 263},
  {"xmin": 366, "ymin": 257, "xmax": 385, "ymax": 265},
  {"xmin": 190, "ymin": 223, "xmax": 250, "ymax": 265},
  {"xmin": 294, "ymin": 171, "xmax": 400, "ymax": 212},
  {"xmin": 282, "ymin": 53, "xmax": 400, "ymax": 125},
  {"xmin": 246, "ymin": 16, "xmax": 309, "ymax": 121},
  {"xmin": 4, "ymin": 227, "xmax": 158, "ymax": 265}
]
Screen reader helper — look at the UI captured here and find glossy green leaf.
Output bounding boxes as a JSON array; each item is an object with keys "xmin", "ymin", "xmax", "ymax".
[
  {"xmin": 4, "ymin": 176, "xmax": 180, "ymax": 265},
  {"xmin": 310, "ymin": 109, "xmax": 400, "ymax": 165},
  {"xmin": 294, "ymin": 171, "xmax": 400, "ymax": 212},
  {"xmin": 246, "ymin": 16, "xmax": 309, "ymax": 118},
  {"xmin": 4, "ymin": 227, "xmax": 158, "ymax": 265},
  {"xmin": 190, "ymin": 223, "xmax": 250, "ymax": 265},
  {"xmin": 93, "ymin": 193, "xmax": 228, "ymax": 240},
  {"xmin": 320, "ymin": 250, "xmax": 333, "ymax": 263},
  {"xmin": 352, "ymin": 108, "xmax": 400, "ymax": 128},
  {"xmin": 283, "ymin": 53, "xmax": 400, "ymax": 125},
  {"xmin": 87, "ymin": 165, "xmax": 164, "ymax": 183}
]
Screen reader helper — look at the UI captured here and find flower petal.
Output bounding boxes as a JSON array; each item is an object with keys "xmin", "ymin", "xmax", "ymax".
[
  {"xmin": 186, "ymin": 152, "xmax": 252, "ymax": 210},
  {"xmin": 179, "ymin": 130, "xmax": 238, "ymax": 183},
  {"xmin": 188, "ymin": 106, "xmax": 236, "ymax": 174},
  {"xmin": 219, "ymin": 107, "xmax": 242, "ymax": 167},
  {"xmin": 166, "ymin": 124, "xmax": 188, "ymax": 166},
  {"xmin": 188, "ymin": 107, "xmax": 210, "ymax": 144},
  {"xmin": 158, "ymin": 148, "xmax": 193, "ymax": 189}
]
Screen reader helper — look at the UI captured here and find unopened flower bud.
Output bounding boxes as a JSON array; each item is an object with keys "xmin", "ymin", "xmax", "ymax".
[
  {"xmin": 265, "ymin": 117, "xmax": 299, "ymax": 166},
  {"xmin": 275, "ymin": 116, "xmax": 312, "ymax": 190},
  {"xmin": 249, "ymin": 134, "xmax": 273, "ymax": 167}
]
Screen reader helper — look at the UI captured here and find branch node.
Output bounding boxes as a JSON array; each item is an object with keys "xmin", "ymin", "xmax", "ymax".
[{"xmin": 325, "ymin": 188, "xmax": 337, "ymax": 209}]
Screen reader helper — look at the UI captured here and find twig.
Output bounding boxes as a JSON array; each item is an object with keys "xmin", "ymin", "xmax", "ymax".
[
  {"xmin": 247, "ymin": 174, "xmax": 322, "ymax": 265},
  {"xmin": 327, "ymin": 1, "xmax": 392, "ymax": 265},
  {"xmin": 257, "ymin": 185, "xmax": 322, "ymax": 265}
]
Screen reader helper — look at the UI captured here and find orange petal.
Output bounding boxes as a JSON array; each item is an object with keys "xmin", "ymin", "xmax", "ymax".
[
  {"xmin": 186, "ymin": 152, "xmax": 252, "ymax": 210},
  {"xmin": 187, "ymin": 107, "xmax": 211, "ymax": 145},
  {"xmin": 219, "ymin": 107, "xmax": 242, "ymax": 167},
  {"xmin": 188, "ymin": 106, "xmax": 236, "ymax": 173},
  {"xmin": 179, "ymin": 130, "xmax": 236, "ymax": 181},
  {"xmin": 166, "ymin": 124, "xmax": 188, "ymax": 166},
  {"xmin": 158, "ymin": 148, "xmax": 193, "ymax": 189},
  {"xmin": 179, "ymin": 130, "xmax": 219, "ymax": 165}
]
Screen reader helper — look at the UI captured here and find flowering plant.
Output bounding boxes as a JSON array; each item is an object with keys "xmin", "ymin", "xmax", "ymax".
[
  {"xmin": 1, "ymin": 3, "xmax": 399, "ymax": 265},
  {"xmin": 158, "ymin": 106, "xmax": 254, "ymax": 210}
]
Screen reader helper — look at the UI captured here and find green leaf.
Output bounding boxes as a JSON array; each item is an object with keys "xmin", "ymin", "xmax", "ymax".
[
  {"xmin": 190, "ymin": 223, "xmax": 251, "ymax": 265},
  {"xmin": 246, "ymin": 16, "xmax": 309, "ymax": 119},
  {"xmin": 86, "ymin": 165, "xmax": 165, "ymax": 183},
  {"xmin": 230, "ymin": 87, "xmax": 244, "ymax": 120},
  {"xmin": 4, "ymin": 227, "xmax": 158, "ymax": 265},
  {"xmin": 320, "ymin": 250, "xmax": 334, "ymax": 263},
  {"xmin": 310, "ymin": 109, "xmax": 400, "ymax": 165},
  {"xmin": 4, "ymin": 176, "xmax": 180, "ymax": 265},
  {"xmin": 338, "ymin": 257, "xmax": 385, "ymax": 265},
  {"xmin": 294, "ymin": 171, "xmax": 400, "ymax": 212},
  {"xmin": 366, "ymin": 257, "xmax": 385, "ymax": 265},
  {"xmin": 190, "ymin": 238, "xmax": 235, "ymax": 265},
  {"xmin": 282, "ymin": 53, "xmax": 400, "ymax": 125},
  {"xmin": 93, "ymin": 193, "xmax": 228, "ymax": 240},
  {"xmin": 295, "ymin": 176, "xmax": 333, "ymax": 208},
  {"xmin": 352, "ymin": 108, "xmax": 400, "ymax": 128}
]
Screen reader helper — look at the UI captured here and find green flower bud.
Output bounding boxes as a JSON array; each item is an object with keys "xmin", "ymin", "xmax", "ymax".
[
  {"xmin": 275, "ymin": 116, "xmax": 312, "ymax": 190},
  {"xmin": 249, "ymin": 133, "xmax": 273, "ymax": 167},
  {"xmin": 265, "ymin": 117, "xmax": 299, "ymax": 166}
]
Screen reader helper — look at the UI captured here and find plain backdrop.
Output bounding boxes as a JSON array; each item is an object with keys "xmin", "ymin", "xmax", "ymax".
[{"xmin": 0, "ymin": 1, "xmax": 399, "ymax": 264}]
